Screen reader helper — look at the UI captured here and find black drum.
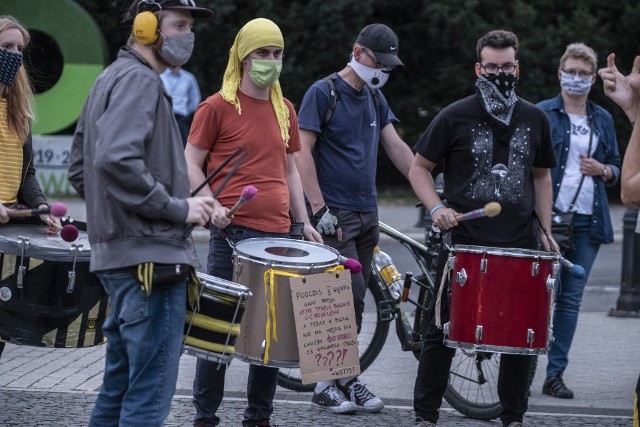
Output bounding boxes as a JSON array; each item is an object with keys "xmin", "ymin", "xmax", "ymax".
[
  {"xmin": 183, "ymin": 272, "xmax": 251, "ymax": 364},
  {"xmin": 0, "ymin": 224, "xmax": 107, "ymax": 348}
]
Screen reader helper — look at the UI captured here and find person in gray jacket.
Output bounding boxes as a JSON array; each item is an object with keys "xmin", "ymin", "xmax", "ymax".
[{"xmin": 68, "ymin": 1, "xmax": 214, "ymax": 425}]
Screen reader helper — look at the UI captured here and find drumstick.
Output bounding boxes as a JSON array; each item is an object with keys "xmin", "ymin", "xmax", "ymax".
[
  {"xmin": 6, "ymin": 202, "xmax": 67, "ymax": 218},
  {"xmin": 454, "ymin": 202, "xmax": 501, "ymax": 221},
  {"xmin": 559, "ymin": 256, "xmax": 586, "ymax": 279},
  {"xmin": 226, "ymin": 185, "xmax": 258, "ymax": 218}
]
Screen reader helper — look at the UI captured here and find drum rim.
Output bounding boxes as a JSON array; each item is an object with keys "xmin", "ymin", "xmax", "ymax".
[
  {"xmin": 444, "ymin": 339, "xmax": 549, "ymax": 355},
  {"xmin": 452, "ymin": 244, "xmax": 559, "ymax": 260},
  {"xmin": 196, "ymin": 271, "xmax": 251, "ymax": 296},
  {"xmin": 233, "ymin": 237, "xmax": 340, "ymax": 268},
  {"xmin": 0, "ymin": 225, "xmax": 91, "ymax": 262}
]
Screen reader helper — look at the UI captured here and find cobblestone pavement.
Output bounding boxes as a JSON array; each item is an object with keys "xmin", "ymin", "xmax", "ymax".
[{"xmin": 0, "ymin": 389, "xmax": 631, "ymax": 426}]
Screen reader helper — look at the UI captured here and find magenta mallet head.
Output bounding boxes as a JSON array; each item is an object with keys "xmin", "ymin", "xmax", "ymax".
[
  {"xmin": 343, "ymin": 258, "xmax": 363, "ymax": 274},
  {"xmin": 60, "ymin": 224, "xmax": 79, "ymax": 242},
  {"xmin": 50, "ymin": 202, "xmax": 67, "ymax": 217},
  {"xmin": 240, "ymin": 185, "xmax": 257, "ymax": 201}
]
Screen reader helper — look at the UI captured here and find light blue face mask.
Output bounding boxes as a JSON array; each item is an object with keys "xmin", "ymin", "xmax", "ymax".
[{"xmin": 560, "ymin": 71, "xmax": 592, "ymax": 95}]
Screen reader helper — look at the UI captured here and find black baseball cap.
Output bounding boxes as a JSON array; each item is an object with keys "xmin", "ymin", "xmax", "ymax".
[
  {"xmin": 356, "ymin": 24, "xmax": 403, "ymax": 67},
  {"xmin": 123, "ymin": 0, "xmax": 213, "ymax": 23}
]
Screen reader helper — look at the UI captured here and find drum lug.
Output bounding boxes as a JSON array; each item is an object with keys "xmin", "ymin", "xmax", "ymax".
[
  {"xmin": 527, "ymin": 328, "xmax": 535, "ymax": 346},
  {"xmin": 545, "ymin": 275, "xmax": 555, "ymax": 292},
  {"xmin": 260, "ymin": 340, "xmax": 266, "ymax": 364},
  {"xmin": 455, "ymin": 268, "xmax": 468, "ymax": 287},
  {"xmin": 475, "ymin": 325, "xmax": 483, "ymax": 342},
  {"xmin": 480, "ymin": 256, "xmax": 487, "ymax": 273},
  {"xmin": 443, "ymin": 321, "xmax": 450, "ymax": 338},
  {"xmin": 531, "ymin": 258, "xmax": 540, "ymax": 277},
  {"xmin": 67, "ymin": 244, "xmax": 83, "ymax": 293},
  {"xmin": 17, "ymin": 236, "xmax": 30, "ymax": 289},
  {"xmin": 553, "ymin": 261, "xmax": 560, "ymax": 278},
  {"xmin": 448, "ymin": 254, "xmax": 455, "ymax": 271},
  {"xmin": 233, "ymin": 254, "xmax": 242, "ymax": 278}
]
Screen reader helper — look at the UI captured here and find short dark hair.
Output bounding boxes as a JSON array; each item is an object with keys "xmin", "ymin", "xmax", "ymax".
[{"xmin": 476, "ymin": 30, "xmax": 519, "ymax": 62}]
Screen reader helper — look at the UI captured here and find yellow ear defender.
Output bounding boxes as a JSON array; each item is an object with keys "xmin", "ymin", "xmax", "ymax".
[{"xmin": 133, "ymin": 10, "xmax": 159, "ymax": 44}]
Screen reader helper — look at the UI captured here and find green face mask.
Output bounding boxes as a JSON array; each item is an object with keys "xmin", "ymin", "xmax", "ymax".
[{"xmin": 248, "ymin": 59, "xmax": 282, "ymax": 88}]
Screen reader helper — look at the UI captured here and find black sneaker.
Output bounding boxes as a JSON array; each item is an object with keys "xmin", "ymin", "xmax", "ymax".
[
  {"xmin": 336, "ymin": 377, "xmax": 384, "ymax": 413},
  {"xmin": 542, "ymin": 375, "xmax": 574, "ymax": 399},
  {"xmin": 312, "ymin": 384, "xmax": 358, "ymax": 414}
]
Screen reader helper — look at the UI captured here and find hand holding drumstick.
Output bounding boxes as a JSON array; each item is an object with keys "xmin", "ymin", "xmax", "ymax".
[{"xmin": 431, "ymin": 202, "xmax": 501, "ymax": 230}]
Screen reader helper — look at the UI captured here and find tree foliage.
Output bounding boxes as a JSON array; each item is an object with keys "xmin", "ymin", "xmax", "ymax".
[{"xmin": 72, "ymin": 0, "xmax": 640, "ymax": 188}]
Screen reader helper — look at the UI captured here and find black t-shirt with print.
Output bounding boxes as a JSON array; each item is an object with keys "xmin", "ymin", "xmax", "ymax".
[{"xmin": 414, "ymin": 94, "xmax": 556, "ymax": 249}]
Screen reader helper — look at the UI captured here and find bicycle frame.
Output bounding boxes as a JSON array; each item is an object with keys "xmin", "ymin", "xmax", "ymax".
[{"xmin": 370, "ymin": 221, "xmax": 436, "ymax": 353}]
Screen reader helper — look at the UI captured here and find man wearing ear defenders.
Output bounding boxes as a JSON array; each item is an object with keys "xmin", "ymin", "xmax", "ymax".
[
  {"xmin": 185, "ymin": 18, "xmax": 321, "ymax": 427},
  {"xmin": 295, "ymin": 24, "xmax": 414, "ymax": 415},
  {"xmin": 68, "ymin": 1, "xmax": 214, "ymax": 426}
]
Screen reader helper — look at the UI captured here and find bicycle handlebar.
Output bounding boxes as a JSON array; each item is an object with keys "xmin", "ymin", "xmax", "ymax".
[{"xmin": 378, "ymin": 221, "xmax": 430, "ymax": 255}]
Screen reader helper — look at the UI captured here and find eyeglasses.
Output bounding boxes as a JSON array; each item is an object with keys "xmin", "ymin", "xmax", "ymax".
[
  {"xmin": 562, "ymin": 69, "xmax": 593, "ymax": 78},
  {"xmin": 362, "ymin": 48, "xmax": 394, "ymax": 72},
  {"xmin": 480, "ymin": 63, "xmax": 518, "ymax": 74}
]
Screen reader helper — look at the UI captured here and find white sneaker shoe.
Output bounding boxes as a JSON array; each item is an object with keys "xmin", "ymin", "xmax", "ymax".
[{"xmin": 337, "ymin": 377, "xmax": 384, "ymax": 413}]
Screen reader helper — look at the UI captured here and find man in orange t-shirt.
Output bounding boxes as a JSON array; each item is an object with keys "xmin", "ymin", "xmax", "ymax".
[{"xmin": 184, "ymin": 18, "xmax": 321, "ymax": 427}]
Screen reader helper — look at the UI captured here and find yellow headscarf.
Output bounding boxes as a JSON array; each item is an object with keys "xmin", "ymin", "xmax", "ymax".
[{"xmin": 220, "ymin": 18, "xmax": 290, "ymax": 145}]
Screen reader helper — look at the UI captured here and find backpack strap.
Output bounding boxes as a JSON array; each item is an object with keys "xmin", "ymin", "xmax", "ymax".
[
  {"xmin": 320, "ymin": 73, "xmax": 340, "ymax": 131},
  {"xmin": 320, "ymin": 73, "xmax": 380, "ymax": 131}
]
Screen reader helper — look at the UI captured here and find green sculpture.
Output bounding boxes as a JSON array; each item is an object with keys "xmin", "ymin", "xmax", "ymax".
[{"xmin": 5, "ymin": 0, "xmax": 106, "ymax": 134}]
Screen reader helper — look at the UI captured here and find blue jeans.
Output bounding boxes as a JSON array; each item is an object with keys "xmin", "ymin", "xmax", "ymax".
[
  {"xmin": 320, "ymin": 209, "xmax": 379, "ymax": 330},
  {"xmin": 192, "ymin": 225, "xmax": 288, "ymax": 426},
  {"xmin": 89, "ymin": 269, "xmax": 186, "ymax": 427},
  {"xmin": 546, "ymin": 214, "xmax": 601, "ymax": 379}
]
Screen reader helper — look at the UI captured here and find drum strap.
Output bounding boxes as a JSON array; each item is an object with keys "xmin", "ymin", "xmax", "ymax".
[
  {"xmin": 435, "ymin": 257, "xmax": 452, "ymax": 329},
  {"xmin": 262, "ymin": 266, "xmax": 344, "ymax": 364}
]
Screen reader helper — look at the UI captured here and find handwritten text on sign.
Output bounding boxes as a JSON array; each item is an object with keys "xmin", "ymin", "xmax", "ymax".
[{"xmin": 290, "ymin": 271, "xmax": 360, "ymax": 384}]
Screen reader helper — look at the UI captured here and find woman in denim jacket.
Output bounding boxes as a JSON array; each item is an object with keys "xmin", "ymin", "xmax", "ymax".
[{"xmin": 537, "ymin": 43, "xmax": 621, "ymax": 399}]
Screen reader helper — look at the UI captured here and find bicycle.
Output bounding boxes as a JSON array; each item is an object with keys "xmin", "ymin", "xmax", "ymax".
[{"xmin": 276, "ymin": 218, "xmax": 537, "ymax": 420}]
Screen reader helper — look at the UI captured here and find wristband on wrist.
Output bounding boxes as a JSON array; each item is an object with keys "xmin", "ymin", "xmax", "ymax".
[
  {"xmin": 430, "ymin": 203, "xmax": 445, "ymax": 216},
  {"xmin": 602, "ymin": 166, "xmax": 607, "ymax": 177}
]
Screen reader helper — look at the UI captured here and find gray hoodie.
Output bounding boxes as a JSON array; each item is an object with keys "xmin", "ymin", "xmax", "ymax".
[{"xmin": 68, "ymin": 47, "xmax": 198, "ymax": 272}]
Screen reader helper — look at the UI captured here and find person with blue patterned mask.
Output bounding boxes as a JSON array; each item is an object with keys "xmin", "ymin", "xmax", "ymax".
[{"xmin": 537, "ymin": 42, "xmax": 621, "ymax": 400}]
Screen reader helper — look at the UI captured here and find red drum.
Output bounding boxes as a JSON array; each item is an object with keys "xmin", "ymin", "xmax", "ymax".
[
  {"xmin": 232, "ymin": 238, "xmax": 340, "ymax": 367},
  {"xmin": 183, "ymin": 272, "xmax": 251, "ymax": 365},
  {"xmin": 444, "ymin": 245, "xmax": 559, "ymax": 355},
  {"xmin": 0, "ymin": 224, "xmax": 108, "ymax": 348}
]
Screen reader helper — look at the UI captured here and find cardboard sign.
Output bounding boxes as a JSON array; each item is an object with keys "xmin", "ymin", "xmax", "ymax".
[{"xmin": 290, "ymin": 270, "xmax": 360, "ymax": 384}]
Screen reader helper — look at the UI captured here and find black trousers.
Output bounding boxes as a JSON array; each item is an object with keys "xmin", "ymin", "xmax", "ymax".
[{"xmin": 413, "ymin": 248, "xmax": 533, "ymax": 426}]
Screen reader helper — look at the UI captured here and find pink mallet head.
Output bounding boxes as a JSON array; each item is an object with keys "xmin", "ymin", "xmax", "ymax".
[
  {"xmin": 50, "ymin": 202, "xmax": 67, "ymax": 217},
  {"xmin": 343, "ymin": 258, "xmax": 363, "ymax": 274},
  {"xmin": 240, "ymin": 185, "xmax": 257, "ymax": 201},
  {"xmin": 60, "ymin": 224, "xmax": 79, "ymax": 242}
]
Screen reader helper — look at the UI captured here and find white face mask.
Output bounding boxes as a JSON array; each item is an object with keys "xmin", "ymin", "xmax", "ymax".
[
  {"xmin": 348, "ymin": 55, "xmax": 390, "ymax": 89},
  {"xmin": 560, "ymin": 71, "xmax": 592, "ymax": 95}
]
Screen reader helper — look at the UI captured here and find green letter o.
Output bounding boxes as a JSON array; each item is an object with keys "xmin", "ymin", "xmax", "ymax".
[{"xmin": 5, "ymin": 0, "xmax": 106, "ymax": 134}]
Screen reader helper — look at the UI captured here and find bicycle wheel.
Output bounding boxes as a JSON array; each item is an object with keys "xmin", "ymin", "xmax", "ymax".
[
  {"xmin": 444, "ymin": 351, "xmax": 538, "ymax": 420},
  {"xmin": 275, "ymin": 274, "xmax": 391, "ymax": 392}
]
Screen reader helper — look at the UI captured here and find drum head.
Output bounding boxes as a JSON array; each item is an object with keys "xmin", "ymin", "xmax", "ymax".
[
  {"xmin": 234, "ymin": 238, "xmax": 339, "ymax": 268},
  {"xmin": 0, "ymin": 224, "xmax": 91, "ymax": 262}
]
